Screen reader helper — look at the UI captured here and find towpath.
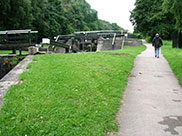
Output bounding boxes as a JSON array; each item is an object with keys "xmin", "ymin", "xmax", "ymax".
[{"xmin": 117, "ymin": 41, "xmax": 182, "ymax": 136}]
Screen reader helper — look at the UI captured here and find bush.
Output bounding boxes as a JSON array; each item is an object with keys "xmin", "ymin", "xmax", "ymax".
[{"xmin": 145, "ymin": 36, "xmax": 152, "ymax": 43}]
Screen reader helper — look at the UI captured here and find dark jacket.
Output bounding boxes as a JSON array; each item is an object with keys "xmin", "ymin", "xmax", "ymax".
[{"xmin": 152, "ymin": 36, "xmax": 163, "ymax": 48}]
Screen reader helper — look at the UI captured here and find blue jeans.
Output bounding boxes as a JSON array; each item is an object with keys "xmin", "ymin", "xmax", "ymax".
[{"xmin": 155, "ymin": 47, "xmax": 160, "ymax": 57}]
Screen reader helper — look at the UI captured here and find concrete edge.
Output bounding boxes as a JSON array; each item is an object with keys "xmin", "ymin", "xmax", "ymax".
[{"xmin": 0, "ymin": 55, "xmax": 34, "ymax": 108}]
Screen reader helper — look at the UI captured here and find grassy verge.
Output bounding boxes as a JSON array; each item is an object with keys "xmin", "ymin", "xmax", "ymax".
[
  {"xmin": 162, "ymin": 41, "xmax": 182, "ymax": 86},
  {"xmin": 0, "ymin": 45, "xmax": 146, "ymax": 136},
  {"xmin": 0, "ymin": 50, "xmax": 28, "ymax": 54}
]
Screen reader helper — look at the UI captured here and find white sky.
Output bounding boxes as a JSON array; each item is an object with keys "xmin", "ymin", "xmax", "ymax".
[{"xmin": 85, "ymin": 0, "xmax": 136, "ymax": 32}]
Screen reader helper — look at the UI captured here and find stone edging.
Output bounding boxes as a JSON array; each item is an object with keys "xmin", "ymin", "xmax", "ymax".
[{"xmin": 0, "ymin": 55, "xmax": 34, "ymax": 107}]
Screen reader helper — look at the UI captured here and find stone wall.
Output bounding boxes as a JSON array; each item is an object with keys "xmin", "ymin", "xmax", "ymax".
[
  {"xmin": 124, "ymin": 39, "xmax": 143, "ymax": 46},
  {"xmin": 97, "ymin": 38, "xmax": 112, "ymax": 51},
  {"xmin": 97, "ymin": 37, "xmax": 123, "ymax": 51},
  {"xmin": 115, "ymin": 40, "xmax": 123, "ymax": 49},
  {"xmin": 54, "ymin": 47, "xmax": 66, "ymax": 53},
  {"xmin": 96, "ymin": 38, "xmax": 143, "ymax": 51}
]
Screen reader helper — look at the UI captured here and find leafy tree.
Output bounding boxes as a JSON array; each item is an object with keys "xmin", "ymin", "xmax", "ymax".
[
  {"xmin": 130, "ymin": 0, "xmax": 174, "ymax": 40},
  {"xmin": 31, "ymin": 0, "xmax": 49, "ymax": 40},
  {"xmin": 163, "ymin": 0, "xmax": 182, "ymax": 31},
  {"xmin": 111, "ymin": 23, "xmax": 124, "ymax": 31},
  {"xmin": 162, "ymin": 0, "xmax": 182, "ymax": 48},
  {"xmin": 0, "ymin": 0, "xmax": 10, "ymax": 30},
  {"xmin": 0, "ymin": 0, "xmax": 32, "ymax": 30},
  {"xmin": 0, "ymin": 0, "xmax": 125, "ymax": 41}
]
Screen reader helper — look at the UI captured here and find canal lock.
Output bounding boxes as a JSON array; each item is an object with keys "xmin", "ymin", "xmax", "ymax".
[{"xmin": 0, "ymin": 56, "xmax": 26, "ymax": 79}]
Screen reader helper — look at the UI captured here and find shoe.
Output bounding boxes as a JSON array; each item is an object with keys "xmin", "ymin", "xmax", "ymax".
[{"xmin": 157, "ymin": 56, "xmax": 159, "ymax": 58}]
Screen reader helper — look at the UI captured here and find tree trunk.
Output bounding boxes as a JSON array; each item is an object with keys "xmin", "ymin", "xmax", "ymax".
[
  {"xmin": 172, "ymin": 31, "xmax": 178, "ymax": 48},
  {"xmin": 179, "ymin": 31, "xmax": 182, "ymax": 48},
  {"xmin": 172, "ymin": 31, "xmax": 182, "ymax": 48}
]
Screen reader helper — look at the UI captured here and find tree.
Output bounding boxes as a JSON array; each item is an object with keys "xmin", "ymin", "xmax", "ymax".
[
  {"xmin": 163, "ymin": 0, "xmax": 182, "ymax": 48},
  {"xmin": 130, "ymin": 0, "xmax": 174, "ymax": 40},
  {"xmin": 0, "ymin": 0, "xmax": 10, "ymax": 30},
  {"xmin": 31, "ymin": 0, "xmax": 49, "ymax": 40},
  {"xmin": 163, "ymin": 0, "xmax": 182, "ymax": 30},
  {"xmin": 0, "ymin": 0, "xmax": 32, "ymax": 30},
  {"xmin": 0, "ymin": 0, "xmax": 125, "ymax": 41}
]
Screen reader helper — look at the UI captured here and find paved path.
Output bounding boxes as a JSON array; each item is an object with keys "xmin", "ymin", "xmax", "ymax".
[
  {"xmin": 117, "ymin": 41, "xmax": 182, "ymax": 136},
  {"xmin": 0, "ymin": 55, "xmax": 34, "ymax": 107}
]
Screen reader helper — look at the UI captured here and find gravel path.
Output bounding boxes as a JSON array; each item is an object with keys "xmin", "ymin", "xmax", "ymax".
[{"xmin": 117, "ymin": 41, "xmax": 182, "ymax": 136}]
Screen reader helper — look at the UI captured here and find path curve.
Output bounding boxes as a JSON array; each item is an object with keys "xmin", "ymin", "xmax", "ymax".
[{"xmin": 117, "ymin": 41, "xmax": 182, "ymax": 136}]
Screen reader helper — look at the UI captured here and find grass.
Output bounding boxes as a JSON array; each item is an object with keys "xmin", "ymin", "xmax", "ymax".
[
  {"xmin": 162, "ymin": 41, "xmax": 182, "ymax": 86},
  {"xmin": 8, "ymin": 56, "xmax": 26, "ymax": 67},
  {"xmin": 0, "ymin": 45, "xmax": 146, "ymax": 136},
  {"xmin": 0, "ymin": 50, "xmax": 28, "ymax": 54}
]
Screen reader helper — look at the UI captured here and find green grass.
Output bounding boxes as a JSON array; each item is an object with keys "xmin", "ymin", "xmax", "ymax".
[
  {"xmin": 0, "ymin": 50, "xmax": 28, "ymax": 54},
  {"xmin": 162, "ymin": 41, "xmax": 182, "ymax": 86},
  {"xmin": 8, "ymin": 56, "xmax": 26, "ymax": 67},
  {"xmin": 0, "ymin": 45, "xmax": 146, "ymax": 136}
]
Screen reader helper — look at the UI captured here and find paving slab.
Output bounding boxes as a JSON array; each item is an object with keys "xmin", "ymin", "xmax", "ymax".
[
  {"xmin": 117, "ymin": 41, "xmax": 182, "ymax": 136},
  {"xmin": 0, "ymin": 55, "xmax": 34, "ymax": 107}
]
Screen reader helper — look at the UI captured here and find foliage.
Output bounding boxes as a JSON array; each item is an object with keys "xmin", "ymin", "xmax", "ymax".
[
  {"xmin": 0, "ymin": 46, "xmax": 145, "ymax": 136},
  {"xmin": 163, "ymin": 0, "xmax": 182, "ymax": 31},
  {"xmin": 145, "ymin": 36, "xmax": 152, "ymax": 43},
  {"xmin": 162, "ymin": 41, "xmax": 182, "ymax": 86},
  {"xmin": 0, "ymin": 0, "xmax": 33, "ymax": 30},
  {"xmin": 130, "ymin": 0, "xmax": 175, "ymax": 39},
  {"xmin": 133, "ymin": 33, "xmax": 143, "ymax": 39},
  {"xmin": 0, "ymin": 0, "xmax": 125, "ymax": 41},
  {"xmin": 8, "ymin": 56, "xmax": 26, "ymax": 66},
  {"xmin": 92, "ymin": 44, "xmax": 97, "ymax": 51}
]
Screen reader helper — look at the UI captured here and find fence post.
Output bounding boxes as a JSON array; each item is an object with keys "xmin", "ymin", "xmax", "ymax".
[{"xmin": 28, "ymin": 30, "xmax": 31, "ymax": 46}]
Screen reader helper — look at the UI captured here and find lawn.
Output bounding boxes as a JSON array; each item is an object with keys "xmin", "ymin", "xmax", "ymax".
[
  {"xmin": 0, "ymin": 50, "xmax": 28, "ymax": 54},
  {"xmin": 162, "ymin": 41, "xmax": 182, "ymax": 86},
  {"xmin": 0, "ymin": 45, "xmax": 146, "ymax": 136}
]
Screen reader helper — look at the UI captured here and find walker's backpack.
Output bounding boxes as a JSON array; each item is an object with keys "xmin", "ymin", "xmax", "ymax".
[{"xmin": 155, "ymin": 37, "xmax": 161, "ymax": 47}]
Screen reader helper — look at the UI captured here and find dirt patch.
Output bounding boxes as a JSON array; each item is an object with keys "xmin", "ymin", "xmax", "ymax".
[
  {"xmin": 106, "ymin": 132, "xmax": 118, "ymax": 136},
  {"xmin": 129, "ymin": 74, "xmax": 136, "ymax": 77},
  {"xmin": 18, "ymin": 80, "xmax": 23, "ymax": 85},
  {"xmin": 105, "ymin": 130, "xmax": 119, "ymax": 136}
]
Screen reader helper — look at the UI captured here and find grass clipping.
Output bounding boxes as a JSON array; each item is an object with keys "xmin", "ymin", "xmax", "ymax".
[{"xmin": 0, "ymin": 46, "xmax": 145, "ymax": 136}]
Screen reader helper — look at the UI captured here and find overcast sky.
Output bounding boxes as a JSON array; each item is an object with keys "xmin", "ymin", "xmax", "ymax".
[{"xmin": 85, "ymin": 0, "xmax": 136, "ymax": 32}]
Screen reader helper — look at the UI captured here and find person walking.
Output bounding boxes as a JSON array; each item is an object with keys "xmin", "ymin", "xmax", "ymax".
[{"xmin": 152, "ymin": 33, "xmax": 163, "ymax": 58}]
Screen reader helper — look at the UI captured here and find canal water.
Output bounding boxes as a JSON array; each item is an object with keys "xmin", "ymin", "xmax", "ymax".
[{"xmin": 0, "ymin": 56, "xmax": 25, "ymax": 79}]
